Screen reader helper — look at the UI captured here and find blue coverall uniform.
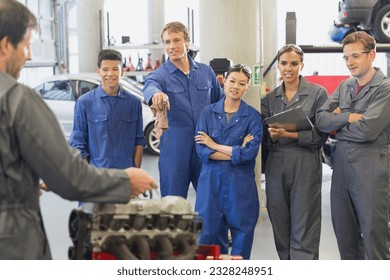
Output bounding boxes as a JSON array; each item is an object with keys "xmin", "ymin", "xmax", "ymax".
[
  {"xmin": 195, "ymin": 97, "xmax": 262, "ymax": 259},
  {"xmin": 69, "ymin": 85, "xmax": 144, "ymax": 168},
  {"xmin": 261, "ymin": 76, "xmax": 328, "ymax": 259},
  {"xmin": 317, "ymin": 68, "xmax": 390, "ymax": 259},
  {"xmin": 143, "ymin": 55, "xmax": 223, "ymax": 198}
]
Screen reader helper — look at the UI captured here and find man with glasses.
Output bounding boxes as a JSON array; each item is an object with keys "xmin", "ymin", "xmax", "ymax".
[
  {"xmin": 317, "ymin": 31, "xmax": 390, "ymax": 259},
  {"xmin": 143, "ymin": 21, "xmax": 223, "ymax": 198}
]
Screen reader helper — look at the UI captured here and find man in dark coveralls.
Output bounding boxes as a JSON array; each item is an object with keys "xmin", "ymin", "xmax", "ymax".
[
  {"xmin": 0, "ymin": 0, "xmax": 157, "ymax": 259},
  {"xmin": 317, "ymin": 31, "xmax": 390, "ymax": 260}
]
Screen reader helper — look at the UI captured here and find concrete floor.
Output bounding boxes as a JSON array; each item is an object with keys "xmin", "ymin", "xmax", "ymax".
[{"xmin": 40, "ymin": 152, "xmax": 339, "ymax": 260}]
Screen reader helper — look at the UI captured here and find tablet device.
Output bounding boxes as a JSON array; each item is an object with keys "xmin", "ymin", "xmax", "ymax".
[{"xmin": 264, "ymin": 106, "xmax": 313, "ymax": 131}]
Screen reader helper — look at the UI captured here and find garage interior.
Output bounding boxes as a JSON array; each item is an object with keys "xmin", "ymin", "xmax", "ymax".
[{"xmin": 16, "ymin": 0, "xmax": 389, "ymax": 260}]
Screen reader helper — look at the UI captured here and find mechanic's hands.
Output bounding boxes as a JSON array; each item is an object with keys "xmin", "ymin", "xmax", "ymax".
[
  {"xmin": 125, "ymin": 167, "xmax": 158, "ymax": 196},
  {"xmin": 152, "ymin": 92, "xmax": 169, "ymax": 111},
  {"xmin": 348, "ymin": 113, "xmax": 363, "ymax": 123}
]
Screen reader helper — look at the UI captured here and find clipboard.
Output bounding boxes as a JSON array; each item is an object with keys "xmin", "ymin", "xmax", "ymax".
[{"xmin": 264, "ymin": 106, "xmax": 313, "ymax": 131}]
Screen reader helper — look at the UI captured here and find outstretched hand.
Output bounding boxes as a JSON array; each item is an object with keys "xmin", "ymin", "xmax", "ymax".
[
  {"xmin": 152, "ymin": 92, "xmax": 169, "ymax": 111},
  {"xmin": 125, "ymin": 168, "xmax": 158, "ymax": 196}
]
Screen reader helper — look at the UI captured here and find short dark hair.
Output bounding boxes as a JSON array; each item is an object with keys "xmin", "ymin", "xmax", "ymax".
[
  {"xmin": 0, "ymin": 0, "xmax": 37, "ymax": 48},
  {"xmin": 161, "ymin": 21, "xmax": 190, "ymax": 42},
  {"xmin": 342, "ymin": 31, "xmax": 376, "ymax": 52},
  {"xmin": 97, "ymin": 49, "xmax": 122, "ymax": 68}
]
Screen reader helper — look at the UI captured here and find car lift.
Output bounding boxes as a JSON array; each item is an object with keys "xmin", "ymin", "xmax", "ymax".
[{"xmin": 263, "ymin": 12, "xmax": 390, "ymax": 79}]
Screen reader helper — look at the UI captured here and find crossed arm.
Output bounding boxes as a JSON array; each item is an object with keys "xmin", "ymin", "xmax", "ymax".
[{"xmin": 195, "ymin": 132, "xmax": 254, "ymax": 160}]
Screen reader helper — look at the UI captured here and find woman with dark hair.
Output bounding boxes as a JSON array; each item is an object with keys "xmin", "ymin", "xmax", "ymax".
[
  {"xmin": 194, "ymin": 64, "xmax": 262, "ymax": 259},
  {"xmin": 261, "ymin": 44, "xmax": 328, "ymax": 259}
]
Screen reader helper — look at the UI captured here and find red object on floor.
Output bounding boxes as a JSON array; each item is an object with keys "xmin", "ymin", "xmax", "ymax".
[
  {"xmin": 91, "ymin": 244, "xmax": 242, "ymax": 260},
  {"xmin": 305, "ymin": 75, "xmax": 350, "ymax": 95},
  {"xmin": 195, "ymin": 244, "xmax": 221, "ymax": 260},
  {"xmin": 92, "ymin": 252, "xmax": 116, "ymax": 260}
]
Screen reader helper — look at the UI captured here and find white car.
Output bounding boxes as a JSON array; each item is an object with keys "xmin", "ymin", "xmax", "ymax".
[{"xmin": 33, "ymin": 73, "xmax": 160, "ymax": 155}]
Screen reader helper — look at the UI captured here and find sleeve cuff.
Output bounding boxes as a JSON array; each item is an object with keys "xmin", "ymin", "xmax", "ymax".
[
  {"xmin": 231, "ymin": 145, "xmax": 241, "ymax": 165},
  {"xmin": 200, "ymin": 147, "xmax": 215, "ymax": 163}
]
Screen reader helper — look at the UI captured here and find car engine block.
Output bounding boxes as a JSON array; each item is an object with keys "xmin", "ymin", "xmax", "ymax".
[{"xmin": 68, "ymin": 195, "xmax": 203, "ymax": 260}]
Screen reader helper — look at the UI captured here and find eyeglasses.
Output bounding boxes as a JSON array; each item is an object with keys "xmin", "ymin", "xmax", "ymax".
[
  {"xmin": 228, "ymin": 64, "xmax": 252, "ymax": 77},
  {"xmin": 342, "ymin": 50, "xmax": 370, "ymax": 62}
]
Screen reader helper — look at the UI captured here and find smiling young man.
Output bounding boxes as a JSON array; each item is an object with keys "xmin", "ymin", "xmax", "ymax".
[
  {"xmin": 317, "ymin": 31, "xmax": 390, "ymax": 260},
  {"xmin": 70, "ymin": 49, "xmax": 144, "ymax": 169},
  {"xmin": 143, "ymin": 21, "xmax": 224, "ymax": 198}
]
